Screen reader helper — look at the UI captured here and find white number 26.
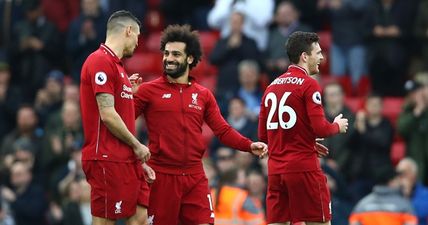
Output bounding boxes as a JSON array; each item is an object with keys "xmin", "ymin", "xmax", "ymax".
[{"xmin": 264, "ymin": 92, "xmax": 297, "ymax": 130}]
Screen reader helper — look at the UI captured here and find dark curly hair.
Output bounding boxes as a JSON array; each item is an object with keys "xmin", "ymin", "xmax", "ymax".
[
  {"xmin": 160, "ymin": 24, "xmax": 202, "ymax": 69},
  {"xmin": 286, "ymin": 31, "xmax": 319, "ymax": 64}
]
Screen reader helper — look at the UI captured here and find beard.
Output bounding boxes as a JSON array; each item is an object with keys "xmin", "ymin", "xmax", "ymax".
[{"xmin": 163, "ymin": 60, "xmax": 188, "ymax": 78}]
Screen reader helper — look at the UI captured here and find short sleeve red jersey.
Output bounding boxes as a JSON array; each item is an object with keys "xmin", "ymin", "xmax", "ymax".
[
  {"xmin": 80, "ymin": 44, "xmax": 137, "ymax": 162},
  {"xmin": 258, "ymin": 65, "xmax": 339, "ymax": 174}
]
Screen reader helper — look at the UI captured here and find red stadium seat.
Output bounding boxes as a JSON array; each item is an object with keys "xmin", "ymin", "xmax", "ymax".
[
  {"xmin": 318, "ymin": 31, "xmax": 332, "ymax": 53},
  {"xmin": 191, "ymin": 60, "xmax": 218, "ymax": 78},
  {"xmin": 145, "ymin": 32, "xmax": 162, "ymax": 53},
  {"xmin": 197, "ymin": 74, "xmax": 218, "ymax": 93},
  {"xmin": 144, "ymin": 10, "xmax": 165, "ymax": 33},
  {"xmin": 124, "ymin": 52, "xmax": 163, "ymax": 80},
  {"xmin": 382, "ymin": 97, "xmax": 404, "ymax": 128},
  {"xmin": 356, "ymin": 76, "xmax": 371, "ymax": 97},
  {"xmin": 345, "ymin": 97, "xmax": 364, "ymax": 113},
  {"xmin": 199, "ymin": 31, "xmax": 220, "ymax": 56},
  {"xmin": 390, "ymin": 141, "xmax": 406, "ymax": 166}
]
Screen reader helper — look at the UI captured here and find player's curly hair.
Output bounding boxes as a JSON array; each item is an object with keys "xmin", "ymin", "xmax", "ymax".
[
  {"xmin": 160, "ymin": 24, "xmax": 202, "ymax": 69},
  {"xmin": 286, "ymin": 31, "xmax": 319, "ymax": 64}
]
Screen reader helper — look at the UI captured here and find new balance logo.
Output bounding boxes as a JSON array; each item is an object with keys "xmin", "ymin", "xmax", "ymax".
[
  {"xmin": 148, "ymin": 215, "xmax": 154, "ymax": 225},
  {"xmin": 162, "ymin": 93, "xmax": 171, "ymax": 98},
  {"xmin": 115, "ymin": 201, "xmax": 122, "ymax": 214}
]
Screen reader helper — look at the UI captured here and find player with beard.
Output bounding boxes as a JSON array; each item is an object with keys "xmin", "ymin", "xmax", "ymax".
[
  {"xmin": 258, "ymin": 31, "xmax": 349, "ymax": 225},
  {"xmin": 131, "ymin": 24, "xmax": 268, "ymax": 225},
  {"xmin": 80, "ymin": 10, "xmax": 154, "ymax": 225}
]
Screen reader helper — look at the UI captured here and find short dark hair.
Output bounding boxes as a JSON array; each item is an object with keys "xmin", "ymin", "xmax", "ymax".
[
  {"xmin": 160, "ymin": 24, "xmax": 202, "ymax": 69},
  {"xmin": 286, "ymin": 31, "xmax": 319, "ymax": 64},
  {"xmin": 107, "ymin": 10, "xmax": 141, "ymax": 34}
]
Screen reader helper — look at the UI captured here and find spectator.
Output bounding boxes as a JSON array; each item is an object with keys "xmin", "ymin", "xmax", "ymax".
[
  {"xmin": 349, "ymin": 168, "xmax": 417, "ymax": 225},
  {"xmin": 322, "ymin": 82, "xmax": 355, "ymax": 175},
  {"xmin": 0, "ymin": 105, "xmax": 42, "ymax": 165},
  {"xmin": 210, "ymin": 11, "xmax": 261, "ymax": 98},
  {"xmin": 414, "ymin": 0, "xmax": 428, "ymax": 71},
  {"xmin": 319, "ymin": 0, "xmax": 370, "ymax": 91},
  {"xmin": 8, "ymin": 0, "xmax": 61, "ymax": 102},
  {"xmin": 41, "ymin": 100, "xmax": 83, "ymax": 194},
  {"xmin": 0, "ymin": 62, "xmax": 22, "ymax": 142},
  {"xmin": 67, "ymin": 0, "xmax": 107, "ymax": 82},
  {"xmin": 397, "ymin": 79, "xmax": 428, "ymax": 185},
  {"xmin": 62, "ymin": 179, "xmax": 91, "ymax": 225},
  {"xmin": 1, "ymin": 161, "xmax": 48, "ymax": 225},
  {"xmin": 215, "ymin": 147, "xmax": 237, "ymax": 174},
  {"xmin": 322, "ymin": 163, "xmax": 353, "ymax": 225},
  {"xmin": 237, "ymin": 60, "xmax": 263, "ymax": 118},
  {"xmin": 366, "ymin": 0, "xmax": 415, "ymax": 96},
  {"xmin": 266, "ymin": 1, "xmax": 312, "ymax": 79},
  {"xmin": 348, "ymin": 93, "xmax": 394, "ymax": 202},
  {"xmin": 210, "ymin": 98, "xmax": 258, "ymax": 155},
  {"xmin": 246, "ymin": 170, "xmax": 267, "ymax": 213},
  {"xmin": 0, "ymin": 195, "xmax": 15, "ymax": 225},
  {"xmin": 208, "ymin": 0, "xmax": 274, "ymax": 51},
  {"xmin": 107, "ymin": 0, "xmax": 146, "ymax": 22},
  {"xmin": 211, "ymin": 168, "xmax": 266, "ymax": 225},
  {"xmin": 34, "ymin": 70, "xmax": 64, "ymax": 127},
  {"xmin": 396, "ymin": 158, "xmax": 428, "ymax": 225}
]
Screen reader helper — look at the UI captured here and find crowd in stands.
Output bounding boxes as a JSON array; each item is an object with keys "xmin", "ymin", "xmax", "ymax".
[{"xmin": 0, "ymin": 0, "xmax": 428, "ymax": 224}]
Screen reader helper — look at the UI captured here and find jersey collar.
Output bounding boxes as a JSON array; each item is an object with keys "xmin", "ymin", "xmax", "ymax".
[
  {"xmin": 100, "ymin": 44, "xmax": 121, "ymax": 64},
  {"xmin": 162, "ymin": 74, "xmax": 195, "ymax": 86},
  {"xmin": 288, "ymin": 64, "xmax": 309, "ymax": 76}
]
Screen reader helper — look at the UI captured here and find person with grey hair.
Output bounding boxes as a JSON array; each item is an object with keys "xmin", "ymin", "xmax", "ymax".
[
  {"xmin": 237, "ymin": 59, "xmax": 262, "ymax": 118},
  {"xmin": 396, "ymin": 157, "xmax": 428, "ymax": 225}
]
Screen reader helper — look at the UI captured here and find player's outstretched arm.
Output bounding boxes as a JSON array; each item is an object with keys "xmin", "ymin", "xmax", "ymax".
[
  {"xmin": 96, "ymin": 93, "xmax": 150, "ymax": 162},
  {"xmin": 250, "ymin": 142, "xmax": 268, "ymax": 158}
]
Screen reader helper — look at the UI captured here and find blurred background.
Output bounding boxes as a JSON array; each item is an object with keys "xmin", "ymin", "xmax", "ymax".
[{"xmin": 0, "ymin": 0, "xmax": 428, "ymax": 224}]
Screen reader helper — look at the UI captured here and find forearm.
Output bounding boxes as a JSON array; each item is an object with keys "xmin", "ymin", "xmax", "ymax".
[
  {"xmin": 310, "ymin": 115, "xmax": 340, "ymax": 137},
  {"xmin": 100, "ymin": 109, "xmax": 139, "ymax": 148}
]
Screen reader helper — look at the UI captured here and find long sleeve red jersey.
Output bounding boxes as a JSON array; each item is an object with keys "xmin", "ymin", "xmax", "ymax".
[
  {"xmin": 258, "ymin": 65, "xmax": 339, "ymax": 174},
  {"xmin": 134, "ymin": 76, "xmax": 253, "ymax": 175}
]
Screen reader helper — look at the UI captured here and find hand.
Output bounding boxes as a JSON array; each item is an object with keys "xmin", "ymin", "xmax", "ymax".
[
  {"xmin": 250, "ymin": 142, "xmax": 268, "ymax": 158},
  {"xmin": 315, "ymin": 141, "xmax": 329, "ymax": 158},
  {"xmin": 129, "ymin": 73, "xmax": 143, "ymax": 94},
  {"xmin": 28, "ymin": 37, "xmax": 44, "ymax": 50},
  {"xmin": 333, "ymin": 113, "xmax": 348, "ymax": 133},
  {"xmin": 142, "ymin": 163, "xmax": 156, "ymax": 183},
  {"xmin": 1, "ymin": 186, "xmax": 16, "ymax": 202},
  {"xmin": 133, "ymin": 143, "xmax": 150, "ymax": 163},
  {"xmin": 355, "ymin": 111, "xmax": 366, "ymax": 133}
]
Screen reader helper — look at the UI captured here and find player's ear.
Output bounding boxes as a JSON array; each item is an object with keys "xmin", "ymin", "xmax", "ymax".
[
  {"xmin": 125, "ymin": 25, "xmax": 132, "ymax": 37},
  {"xmin": 301, "ymin": 52, "xmax": 308, "ymax": 63},
  {"xmin": 187, "ymin": 55, "xmax": 194, "ymax": 65}
]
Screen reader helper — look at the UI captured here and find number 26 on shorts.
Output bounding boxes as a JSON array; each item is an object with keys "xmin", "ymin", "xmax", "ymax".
[{"xmin": 264, "ymin": 92, "xmax": 297, "ymax": 130}]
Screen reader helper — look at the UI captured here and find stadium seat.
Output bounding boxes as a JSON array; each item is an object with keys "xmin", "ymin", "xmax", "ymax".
[
  {"xmin": 356, "ymin": 76, "xmax": 371, "ymax": 97},
  {"xmin": 318, "ymin": 31, "xmax": 332, "ymax": 53},
  {"xmin": 197, "ymin": 74, "xmax": 218, "ymax": 93},
  {"xmin": 124, "ymin": 52, "xmax": 163, "ymax": 80},
  {"xmin": 146, "ymin": 31, "xmax": 162, "ymax": 53},
  {"xmin": 144, "ymin": 9, "xmax": 165, "ymax": 33},
  {"xmin": 345, "ymin": 97, "xmax": 364, "ymax": 113},
  {"xmin": 199, "ymin": 31, "xmax": 220, "ymax": 56},
  {"xmin": 390, "ymin": 140, "xmax": 406, "ymax": 166},
  {"xmin": 191, "ymin": 59, "xmax": 218, "ymax": 78},
  {"xmin": 382, "ymin": 97, "xmax": 404, "ymax": 128}
]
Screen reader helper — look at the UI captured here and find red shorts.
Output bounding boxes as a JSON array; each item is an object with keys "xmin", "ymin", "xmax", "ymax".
[
  {"xmin": 266, "ymin": 170, "xmax": 331, "ymax": 223},
  {"xmin": 82, "ymin": 160, "xmax": 149, "ymax": 219},
  {"xmin": 148, "ymin": 172, "xmax": 214, "ymax": 225}
]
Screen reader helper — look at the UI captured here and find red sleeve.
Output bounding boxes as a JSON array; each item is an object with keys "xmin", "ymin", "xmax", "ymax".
[
  {"xmin": 258, "ymin": 94, "xmax": 268, "ymax": 143},
  {"xmin": 305, "ymin": 78, "xmax": 339, "ymax": 137},
  {"xmin": 204, "ymin": 90, "xmax": 252, "ymax": 151},
  {"xmin": 89, "ymin": 57, "xmax": 116, "ymax": 96},
  {"xmin": 133, "ymin": 84, "xmax": 148, "ymax": 119}
]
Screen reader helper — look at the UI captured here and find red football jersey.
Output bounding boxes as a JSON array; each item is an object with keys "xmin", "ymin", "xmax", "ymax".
[
  {"xmin": 258, "ymin": 65, "xmax": 339, "ymax": 174},
  {"xmin": 80, "ymin": 44, "xmax": 137, "ymax": 162}
]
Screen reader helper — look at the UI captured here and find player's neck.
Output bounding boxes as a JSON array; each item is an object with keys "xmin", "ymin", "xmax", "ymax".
[
  {"xmin": 167, "ymin": 73, "xmax": 190, "ymax": 84},
  {"xmin": 296, "ymin": 62, "xmax": 310, "ymax": 75},
  {"xmin": 104, "ymin": 39, "xmax": 123, "ymax": 59}
]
